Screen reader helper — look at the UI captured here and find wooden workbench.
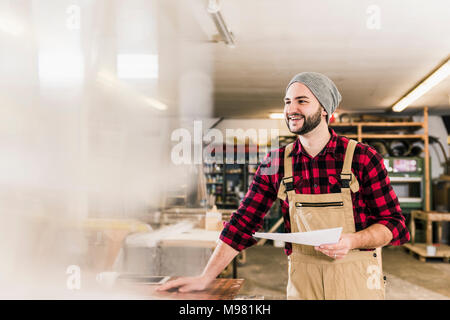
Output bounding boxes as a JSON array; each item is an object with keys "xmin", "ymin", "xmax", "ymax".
[
  {"xmin": 159, "ymin": 208, "xmax": 235, "ymax": 228},
  {"xmin": 409, "ymin": 210, "xmax": 450, "ymax": 245},
  {"xmin": 118, "ymin": 278, "xmax": 245, "ymax": 300},
  {"xmin": 404, "ymin": 210, "xmax": 450, "ymax": 262}
]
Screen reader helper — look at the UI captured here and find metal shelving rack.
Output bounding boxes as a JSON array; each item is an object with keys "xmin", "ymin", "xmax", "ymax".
[
  {"xmin": 204, "ymin": 145, "xmax": 263, "ymax": 210},
  {"xmin": 330, "ymin": 107, "xmax": 430, "ymax": 212}
]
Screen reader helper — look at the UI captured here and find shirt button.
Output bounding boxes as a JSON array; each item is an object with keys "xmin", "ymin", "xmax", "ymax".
[
  {"xmin": 373, "ymin": 253, "xmax": 377, "ymax": 257},
  {"xmin": 314, "ymin": 184, "xmax": 318, "ymax": 188}
]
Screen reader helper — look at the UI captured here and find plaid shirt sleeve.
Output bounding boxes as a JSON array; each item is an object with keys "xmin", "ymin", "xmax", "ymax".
[
  {"xmin": 360, "ymin": 146, "xmax": 410, "ymax": 245},
  {"xmin": 219, "ymin": 152, "xmax": 278, "ymax": 251}
]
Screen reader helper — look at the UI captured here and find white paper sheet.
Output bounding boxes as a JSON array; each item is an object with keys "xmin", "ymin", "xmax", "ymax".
[{"xmin": 253, "ymin": 227, "xmax": 342, "ymax": 246}]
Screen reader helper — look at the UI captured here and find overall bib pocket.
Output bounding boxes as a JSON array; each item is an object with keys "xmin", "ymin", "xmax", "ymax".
[{"xmin": 293, "ymin": 201, "xmax": 345, "ymax": 255}]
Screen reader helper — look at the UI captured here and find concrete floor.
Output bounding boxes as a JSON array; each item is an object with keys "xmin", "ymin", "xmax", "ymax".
[{"xmin": 235, "ymin": 245, "xmax": 450, "ymax": 300}]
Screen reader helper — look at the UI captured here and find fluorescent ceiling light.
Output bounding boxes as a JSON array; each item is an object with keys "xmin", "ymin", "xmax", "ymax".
[
  {"xmin": 0, "ymin": 16, "xmax": 24, "ymax": 36},
  {"xmin": 117, "ymin": 54, "xmax": 158, "ymax": 79},
  {"xmin": 269, "ymin": 113, "xmax": 285, "ymax": 119},
  {"xmin": 207, "ymin": 0, "xmax": 235, "ymax": 48},
  {"xmin": 38, "ymin": 51, "xmax": 84, "ymax": 85},
  {"xmin": 392, "ymin": 58, "xmax": 450, "ymax": 112}
]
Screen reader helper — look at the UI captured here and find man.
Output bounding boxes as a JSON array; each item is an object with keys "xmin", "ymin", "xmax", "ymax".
[{"xmin": 158, "ymin": 72, "xmax": 410, "ymax": 299}]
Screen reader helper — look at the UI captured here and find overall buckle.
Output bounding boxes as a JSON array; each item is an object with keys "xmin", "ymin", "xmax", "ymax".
[
  {"xmin": 282, "ymin": 177, "xmax": 294, "ymax": 191},
  {"xmin": 340, "ymin": 173, "xmax": 352, "ymax": 188}
]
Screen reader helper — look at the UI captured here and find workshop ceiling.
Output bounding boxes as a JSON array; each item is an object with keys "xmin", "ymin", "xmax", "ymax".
[
  {"xmin": 198, "ymin": 0, "xmax": 450, "ymax": 118},
  {"xmin": 1, "ymin": 0, "xmax": 448, "ymax": 119}
]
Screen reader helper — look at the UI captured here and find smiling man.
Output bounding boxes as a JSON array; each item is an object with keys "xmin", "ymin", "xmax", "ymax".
[{"xmin": 158, "ymin": 72, "xmax": 410, "ymax": 300}]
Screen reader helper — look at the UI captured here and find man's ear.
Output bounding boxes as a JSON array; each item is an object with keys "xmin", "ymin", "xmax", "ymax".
[{"xmin": 321, "ymin": 108, "xmax": 328, "ymax": 122}]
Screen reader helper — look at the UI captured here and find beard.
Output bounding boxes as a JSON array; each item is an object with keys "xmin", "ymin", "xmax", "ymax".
[{"xmin": 285, "ymin": 106, "xmax": 323, "ymax": 135}]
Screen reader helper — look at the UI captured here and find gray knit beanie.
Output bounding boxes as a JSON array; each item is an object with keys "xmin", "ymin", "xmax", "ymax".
[{"xmin": 286, "ymin": 72, "xmax": 342, "ymax": 123}]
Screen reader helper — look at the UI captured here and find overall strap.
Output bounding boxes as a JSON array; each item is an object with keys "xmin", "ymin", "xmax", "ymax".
[
  {"xmin": 341, "ymin": 139, "xmax": 359, "ymax": 191},
  {"xmin": 281, "ymin": 142, "xmax": 296, "ymax": 200}
]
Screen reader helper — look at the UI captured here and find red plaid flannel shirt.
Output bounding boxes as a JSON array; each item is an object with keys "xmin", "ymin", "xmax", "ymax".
[{"xmin": 220, "ymin": 128, "xmax": 410, "ymax": 255}]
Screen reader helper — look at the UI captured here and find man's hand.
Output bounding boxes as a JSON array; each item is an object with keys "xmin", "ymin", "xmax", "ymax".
[
  {"xmin": 156, "ymin": 275, "xmax": 213, "ymax": 293},
  {"xmin": 314, "ymin": 233, "xmax": 355, "ymax": 259},
  {"xmin": 156, "ymin": 240, "xmax": 238, "ymax": 293}
]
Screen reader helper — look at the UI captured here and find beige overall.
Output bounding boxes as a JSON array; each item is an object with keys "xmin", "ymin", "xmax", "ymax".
[{"xmin": 277, "ymin": 140, "xmax": 385, "ymax": 300}]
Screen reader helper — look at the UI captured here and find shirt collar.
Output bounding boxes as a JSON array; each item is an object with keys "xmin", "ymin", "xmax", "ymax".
[{"xmin": 289, "ymin": 128, "xmax": 338, "ymax": 158}]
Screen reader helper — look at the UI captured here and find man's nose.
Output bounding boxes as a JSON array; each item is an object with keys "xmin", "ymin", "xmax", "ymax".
[{"xmin": 285, "ymin": 106, "xmax": 295, "ymax": 115}]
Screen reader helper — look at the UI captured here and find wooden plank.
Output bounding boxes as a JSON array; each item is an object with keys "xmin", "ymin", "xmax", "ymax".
[
  {"xmin": 426, "ymin": 213, "xmax": 450, "ymax": 221},
  {"xmin": 424, "ymin": 107, "xmax": 430, "ymax": 211},
  {"xmin": 359, "ymin": 134, "xmax": 425, "ymax": 139},
  {"xmin": 159, "ymin": 229, "xmax": 220, "ymax": 248},
  {"xmin": 330, "ymin": 122, "xmax": 423, "ymax": 127},
  {"xmin": 413, "ymin": 211, "xmax": 429, "ymax": 220},
  {"xmin": 426, "ymin": 221, "xmax": 432, "ymax": 245},
  {"xmin": 411, "ymin": 211, "xmax": 450, "ymax": 222},
  {"xmin": 438, "ymin": 222, "xmax": 443, "ymax": 244},
  {"xmin": 117, "ymin": 278, "xmax": 245, "ymax": 300},
  {"xmin": 163, "ymin": 208, "xmax": 236, "ymax": 215}
]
